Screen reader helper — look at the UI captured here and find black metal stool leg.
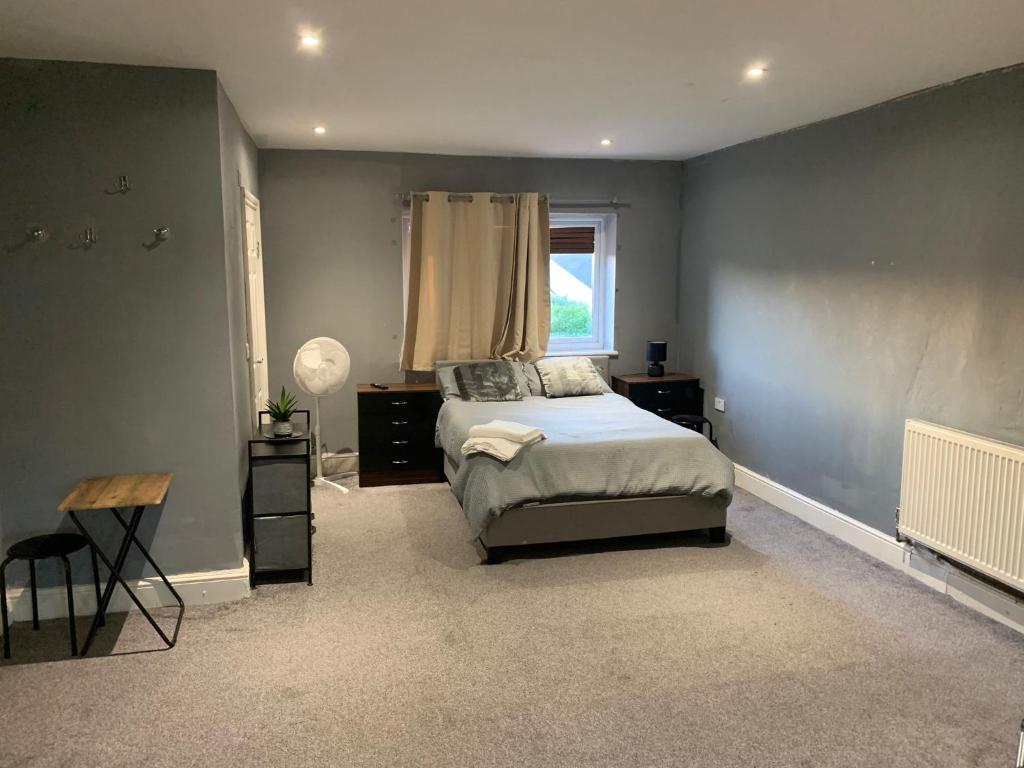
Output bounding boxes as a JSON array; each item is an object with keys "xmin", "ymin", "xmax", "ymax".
[
  {"xmin": 89, "ymin": 545, "xmax": 104, "ymax": 627},
  {"xmin": 29, "ymin": 559, "xmax": 39, "ymax": 630},
  {"xmin": 1, "ymin": 556, "xmax": 12, "ymax": 659},
  {"xmin": 60, "ymin": 555, "xmax": 78, "ymax": 657}
]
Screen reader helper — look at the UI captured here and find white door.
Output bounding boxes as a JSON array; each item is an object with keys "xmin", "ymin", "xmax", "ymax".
[{"xmin": 241, "ymin": 188, "xmax": 269, "ymax": 433}]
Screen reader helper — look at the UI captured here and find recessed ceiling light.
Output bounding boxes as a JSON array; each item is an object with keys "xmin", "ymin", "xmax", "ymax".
[
  {"xmin": 298, "ymin": 31, "xmax": 321, "ymax": 49},
  {"xmin": 313, "ymin": 126, "xmax": 326, "ymax": 135},
  {"xmin": 600, "ymin": 138, "xmax": 612, "ymax": 146},
  {"xmin": 746, "ymin": 66, "xmax": 766, "ymax": 80}
]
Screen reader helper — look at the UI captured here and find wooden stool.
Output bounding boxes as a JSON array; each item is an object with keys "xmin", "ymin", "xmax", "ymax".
[{"xmin": 1, "ymin": 533, "xmax": 103, "ymax": 659}]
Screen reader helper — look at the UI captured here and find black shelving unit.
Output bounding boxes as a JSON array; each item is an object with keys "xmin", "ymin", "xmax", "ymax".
[{"xmin": 246, "ymin": 410, "xmax": 313, "ymax": 587}]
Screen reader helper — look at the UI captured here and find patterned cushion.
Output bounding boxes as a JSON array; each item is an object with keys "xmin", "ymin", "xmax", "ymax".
[
  {"xmin": 453, "ymin": 361, "xmax": 524, "ymax": 402},
  {"xmin": 534, "ymin": 357, "xmax": 609, "ymax": 398}
]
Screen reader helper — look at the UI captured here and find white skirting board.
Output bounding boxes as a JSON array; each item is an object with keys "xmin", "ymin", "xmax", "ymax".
[
  {"xmin": 734, "ymin": 465, "xmax": 1024, "ymax": 635},
  {"xmin": 1, "ymin": 560, "xmax": 250, "ymax": 624}
]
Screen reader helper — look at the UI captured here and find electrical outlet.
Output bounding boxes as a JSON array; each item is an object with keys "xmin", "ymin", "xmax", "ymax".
[{"xmin": 714, "ymin": 397, "xmax": 726, "ymax": 412}]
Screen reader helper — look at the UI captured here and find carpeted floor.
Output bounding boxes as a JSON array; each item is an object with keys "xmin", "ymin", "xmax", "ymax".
[{"xmin": 1, "ymin": 481, "xmax": 1022, "ymax": 767}]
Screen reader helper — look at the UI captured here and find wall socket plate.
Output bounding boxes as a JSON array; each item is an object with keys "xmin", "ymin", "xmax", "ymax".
[{"xmin": 714, "ymin": 397, "xmax": 726, "ymax": 412}]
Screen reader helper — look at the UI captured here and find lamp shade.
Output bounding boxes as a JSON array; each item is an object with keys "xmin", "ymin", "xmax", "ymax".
[{"xmin": 646, "ymin": 341, "xmax": 667, "ymax": 363}]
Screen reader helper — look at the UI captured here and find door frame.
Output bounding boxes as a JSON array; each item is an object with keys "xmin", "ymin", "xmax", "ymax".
[{"xmin": 240, "ymin": 187, "xmax": 269, "ymax": 434}]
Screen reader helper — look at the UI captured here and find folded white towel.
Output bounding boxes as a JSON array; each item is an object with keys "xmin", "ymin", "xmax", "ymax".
[
  {"xmin": 461, "ymin": 433, "xmax": 543, "ymax": 462},
  {"xmin": 468, "ymin": 419, "xmax": 544, "ymax": 444}
]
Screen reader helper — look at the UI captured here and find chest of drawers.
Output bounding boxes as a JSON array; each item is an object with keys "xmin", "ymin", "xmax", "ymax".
[
  {"xmin": 356, "ymin": 383, "xmax": 444, "ymax": 487},
  {"xmin": 611, "ymin": 373, "xmax": 703, "ymax": 422}
]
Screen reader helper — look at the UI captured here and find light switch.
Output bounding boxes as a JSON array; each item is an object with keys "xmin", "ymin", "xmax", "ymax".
[{"xmin": 714, "ymin": 397, "xmax": 726, "ymax": 412}]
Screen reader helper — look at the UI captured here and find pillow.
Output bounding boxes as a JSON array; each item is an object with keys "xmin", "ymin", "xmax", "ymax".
[
  {"xmin": 519, "ymin": 362, "xmax": 545, "ymax": 396},
  {"xmin": 437, "ymin": 360, "xmax": 539, "ymax": 400},
  {"xmin": 453, "ymin": 361, "xmax": 524, "ymax": 402},
  {"xmin": 435, "ymin": 365, "xmax": 463, "ymax": 400},
  {"xmin": 535, "ymin": 357, "xmax": 609, "ymax": 398}
]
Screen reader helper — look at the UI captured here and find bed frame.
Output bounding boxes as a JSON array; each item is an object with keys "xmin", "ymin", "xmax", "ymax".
[{"xmin": 437, "ymin": 356, "xmax": 728, "ymax": 562}]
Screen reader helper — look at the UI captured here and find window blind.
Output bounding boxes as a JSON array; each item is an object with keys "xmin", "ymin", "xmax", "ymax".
[{"xmin": 549, "ymin": 226, "xmax": 595, "ymax": 254}]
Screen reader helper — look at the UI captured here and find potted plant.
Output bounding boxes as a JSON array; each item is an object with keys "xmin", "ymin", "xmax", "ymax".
[{"xmin": 266, "ymin": 387, "xmax": 299, "ymax": 437}]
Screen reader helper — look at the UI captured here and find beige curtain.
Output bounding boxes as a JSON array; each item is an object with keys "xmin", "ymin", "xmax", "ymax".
[{"xmin": 400, "ymin": 191, "xmax": 550, "ymax": 371}]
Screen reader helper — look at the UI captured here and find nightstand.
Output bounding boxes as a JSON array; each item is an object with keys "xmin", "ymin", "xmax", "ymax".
[
  {"xmin": 611, "ymin": 373, "xmax": 703, "ymax": 422},
  {"xmin": 356, "ymin": 383, "xmax": 445, "ymax": 487},
  {"xmin": 247, "ymin": 410, "xmax": 313, "ymax": 587}
]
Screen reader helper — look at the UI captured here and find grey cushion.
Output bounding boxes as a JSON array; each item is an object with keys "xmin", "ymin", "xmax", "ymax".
[
  {"xmin": 436, "ymin": 365, "xmax": 463, "ymax": 400},
  {"xmin": 453, "ymin": 361, "xmax": 524, "ymax": 402},
  {"xmin": 519, "ymin": 362, "xmax": 544, "ymax": 396},
  {"xmin": 535, "ymin": 357, "xmax": 609, "ymax": 398}
]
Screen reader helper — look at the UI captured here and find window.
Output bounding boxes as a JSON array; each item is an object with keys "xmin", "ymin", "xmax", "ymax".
[
  {"xmin": 547, "ymin": 212, "xmax": 616, "ymax": 354},
  {"xmin": 401, "ymin": 209, "xmax": 616, "ymax": 354}
]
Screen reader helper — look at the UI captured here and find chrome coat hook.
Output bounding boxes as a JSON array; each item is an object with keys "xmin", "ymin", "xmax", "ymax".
[
  {"xmin": 81, "ymin": 226, "xmax": 98, "ymax": 246},
  {"xmin": 105, "ymin": 175, "xmax": 131, "ymax": 195},
  {"xmin": 29, "ymin": 225, "xmax": 47, "ymax": 242},
  {"xmin": 153, "ymin": 226, "xmax": 170, "ymax": 241}
]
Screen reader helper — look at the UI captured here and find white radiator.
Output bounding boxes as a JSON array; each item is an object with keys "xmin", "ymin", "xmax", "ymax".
[{"xmin": 899, "ymin": 419, "xmax": 1024, "ymax": 592}]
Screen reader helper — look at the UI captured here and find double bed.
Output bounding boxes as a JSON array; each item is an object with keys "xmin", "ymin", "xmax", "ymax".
[{"xmin": 435, "ymin": 357, "xmax": 735, "ymax": 561}]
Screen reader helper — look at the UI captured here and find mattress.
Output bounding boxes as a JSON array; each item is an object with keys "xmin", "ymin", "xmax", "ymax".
[{"xmin": 436, "ymin": 393, "xmax": 734, "ymax": 535}]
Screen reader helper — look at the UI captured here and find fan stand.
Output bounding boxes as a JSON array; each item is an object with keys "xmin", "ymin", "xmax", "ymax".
[{"xmin": 312, "ymin": 397, "xmax": 348, "ymax": 493}]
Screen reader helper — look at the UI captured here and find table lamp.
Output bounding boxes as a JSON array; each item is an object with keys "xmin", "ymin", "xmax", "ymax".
[{"xmin": 646, "ymin": 340, "xmax": 667, "ymax": 377}]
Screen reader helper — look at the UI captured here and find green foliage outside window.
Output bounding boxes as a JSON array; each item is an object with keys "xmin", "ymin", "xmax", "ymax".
[{"xmin": 550, "ymin": 293, "xmax": 593, "ymax": 338}]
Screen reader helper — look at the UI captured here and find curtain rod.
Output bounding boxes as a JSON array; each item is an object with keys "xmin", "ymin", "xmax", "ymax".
[{"xmin": 395, "ymin": 192, "xmax": 630, "ymax": 209}]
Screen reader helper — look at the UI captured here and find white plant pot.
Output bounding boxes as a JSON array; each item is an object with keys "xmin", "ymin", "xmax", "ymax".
[{"xmin": 273, "ymin": 420, "xmax": 293, "ymax": 437}]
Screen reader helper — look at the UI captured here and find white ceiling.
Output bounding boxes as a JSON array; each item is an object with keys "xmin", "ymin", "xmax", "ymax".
[{"xmin": 2, "ymin": 1, "xmax": 1023, "ymax": 160}]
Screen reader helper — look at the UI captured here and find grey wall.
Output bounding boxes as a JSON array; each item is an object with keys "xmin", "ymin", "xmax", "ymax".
[
  {"xmin": 217, "ymin": 81, "xmax": 260, "ymax": 489},
  {"xmin": 678, "ymin": 65, "xmax": 1024, "ymax": 534},
  {"xmin": 0, "ymin": 59, "xmax": 246, "ymax": 582},
  {"xmin": 258, "ymin": 151, "xmax": 683, "ymax": 452}
]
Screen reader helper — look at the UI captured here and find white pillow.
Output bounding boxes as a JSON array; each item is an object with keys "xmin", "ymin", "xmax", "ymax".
[{"xmin": 534, "ymin": 357, "xmax": 610, "ymax": 398}]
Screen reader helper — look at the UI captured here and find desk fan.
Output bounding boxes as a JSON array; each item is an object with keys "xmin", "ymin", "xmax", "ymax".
[{"xmin": 293, "ymin": 337, "xmax": 351, "ymax": 492}]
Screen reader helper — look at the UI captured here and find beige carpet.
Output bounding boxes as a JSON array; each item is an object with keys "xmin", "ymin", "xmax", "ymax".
[{"xmin": 1, "ymin": 481, "xmax": 1022, "ymax": 767}]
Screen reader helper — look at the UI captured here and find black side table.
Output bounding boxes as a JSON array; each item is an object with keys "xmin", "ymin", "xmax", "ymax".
[{"xmin": 247, "ymin": 410, "xmax": 313, "ymax": 587}]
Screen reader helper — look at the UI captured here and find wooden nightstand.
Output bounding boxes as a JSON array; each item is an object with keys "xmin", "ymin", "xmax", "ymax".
[
  {"xmin": 611, "ymin": 373, "xmax": 703, "ymax": 422},
  {"xmin": 356, "ymin": 383, "xmax": 444, "ymax": 487}
]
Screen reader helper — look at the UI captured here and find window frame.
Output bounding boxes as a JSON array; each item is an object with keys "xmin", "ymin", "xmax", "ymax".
[{"xmin": 547, "ymin": 212, "xmax": 616, "ymax": 355}]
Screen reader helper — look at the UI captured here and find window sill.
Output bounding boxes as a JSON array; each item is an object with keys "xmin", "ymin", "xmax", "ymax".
[{"xmin": 544, "ymin": 349, "xmax": 619, "ymax": 359}]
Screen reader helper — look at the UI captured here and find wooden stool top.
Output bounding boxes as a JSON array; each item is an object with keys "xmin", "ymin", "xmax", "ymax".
[{"xmin": 58, "ymin": 473, "xmax": 173, "ymax": 512}]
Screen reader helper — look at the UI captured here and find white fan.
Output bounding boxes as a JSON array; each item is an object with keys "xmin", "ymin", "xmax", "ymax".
[{"xmin": 293, "ymin": 337, "xmax": 351, "ymax": 492}]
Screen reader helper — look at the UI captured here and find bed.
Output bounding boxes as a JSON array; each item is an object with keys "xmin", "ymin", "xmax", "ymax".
[{"xmin": 436, "ymin": 357, "xmax": 734, "ymax": 561}]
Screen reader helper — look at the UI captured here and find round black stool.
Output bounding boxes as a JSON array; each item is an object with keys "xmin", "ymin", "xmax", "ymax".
[
  {"xmin": 1, "ymin": 533, "xmax": 103, "ymax": 659},
  {"xmin": 672, "ymin": 414, "xmax": 719, "ymax": 448}
]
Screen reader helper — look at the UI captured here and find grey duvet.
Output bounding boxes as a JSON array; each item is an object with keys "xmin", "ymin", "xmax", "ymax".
[{"xmin": 436, "ymin": 393, "xmax": 734, "ymax": 535}]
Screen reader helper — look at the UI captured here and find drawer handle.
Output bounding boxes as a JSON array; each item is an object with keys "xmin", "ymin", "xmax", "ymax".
[
  {"xmin": 391, "ymin": 420, "xmax": 409, "ymax": 426},
  {"xmin": 656, "ymin": 407, "xmax": 672, "ymax": 413},
  {"xmin": 391, "ymin": 400, "xmax": 409, "ymax": 406},
  {"xmin": 656, "ymin": 389, "xmax": 671, "ymax": 395},
  {"xmin": 391, "ymin": 459, "xmax": 409, "ymax": 465},
  {"xmin": 391, "ymin": 440, "xmax": 409, "ymax": 445}
]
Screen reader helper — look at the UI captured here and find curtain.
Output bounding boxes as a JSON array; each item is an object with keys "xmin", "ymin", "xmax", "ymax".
[{"xmin": 400, "ymin": 191, "xmax": 550, "ymax": 371}]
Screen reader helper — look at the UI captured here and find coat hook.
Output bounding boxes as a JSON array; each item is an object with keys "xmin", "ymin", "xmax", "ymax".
[
  {"xmin": 153, "ymin": 226, "xmax": 170, "ymax": 241},
  {"xmin": 116, "ymin": 175, "xmax": 131, "ymax": 193},
  {"xmin": 81, "ymin": 226, "xmax": 98, "ymax": 246},
  {"xmin": 29, "ymin": 225, "xmax": 47, "ymax": 242}
]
